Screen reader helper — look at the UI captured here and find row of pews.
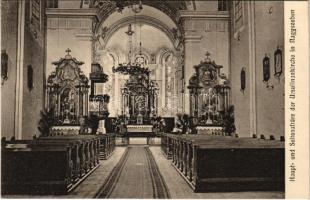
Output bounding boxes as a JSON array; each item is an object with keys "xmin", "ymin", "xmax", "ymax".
[
  {"xmin": 97, "ymin": 134, "xmax": 116, "ymax": 159},
  {"xmin": 161, "ymin": 133, "xmax": 285, "ymax": 192},
  {"xmin": 1, "ymin": 134, "xmax": 115, "ymax": 195}
]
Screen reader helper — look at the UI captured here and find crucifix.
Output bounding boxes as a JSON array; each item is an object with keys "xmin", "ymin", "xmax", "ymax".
[
  {"xmin": 65, "ymin": 48, "xmax": 71, "ymax": 55},
  {"xmin": 205, "ymin": 51, "xmax": 211, "ymax": 62}
]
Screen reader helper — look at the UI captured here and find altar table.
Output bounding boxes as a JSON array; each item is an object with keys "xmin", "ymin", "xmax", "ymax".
[{"xmin": 126, "ymin": 125, "xmax": 153, "ymax": 133}]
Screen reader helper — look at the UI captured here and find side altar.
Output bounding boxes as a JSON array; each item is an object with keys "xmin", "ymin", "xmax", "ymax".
[
  {"xmin": 45, "ymin": 50, "xmax": 90, "ymax": 135},
  {"xmin": 188, "ymin": 52, "xmax": 231, "ymax": 135}
]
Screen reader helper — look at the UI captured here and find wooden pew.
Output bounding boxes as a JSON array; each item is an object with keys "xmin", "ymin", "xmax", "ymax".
[
  {"xmin": 1, "ymin": 135, "xmax": 104, "ymax": 195},
  {"xmin": 160, "ymin": 133, "xmax": 173, "ymax": 159},
  {"xmin": 100, "ymin": 134, "xmax": 115, "ymax": 159},
  {"xmin": 2, "ymin": 140, "xmax": 73, "ymax": 194},
  {"xmin": 164, "ymin": 133, "xmax": 284, "ymax": 192},
  {"xmin": 32, "ymin": 139, "xmax": 83, "ymax": 181},
  {"xmin": 37, "ymin": 135, "xmax": 100, "ymax": 172}
]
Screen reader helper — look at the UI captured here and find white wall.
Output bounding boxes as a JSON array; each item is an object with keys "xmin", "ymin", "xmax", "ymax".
[
  {"xmin": 1, "ymin": 0, "xmax": 46, "ymax": 139},
  {"xmin": 46, "ymin": 17, "xmax": 93, "ymax": 80},
  {"xmin": 230, "ymin": 1, "xmax": 284, "ymax": 138}
]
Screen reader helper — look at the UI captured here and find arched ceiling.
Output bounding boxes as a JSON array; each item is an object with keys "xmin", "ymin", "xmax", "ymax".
[
  {"xmin": 90, "ymin": 0, "xmax": 193, "ymax": 24},
  {"xmin": 105, "ymin": 24, "xmax": 174, "ymax": 54},
  {"xmin": 100, "ymin": 15, "xmax": 177, "ymax": 49}
]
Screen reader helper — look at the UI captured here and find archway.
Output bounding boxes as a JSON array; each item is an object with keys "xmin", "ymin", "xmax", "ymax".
[{"xmin": 93, "ymin": 6, "xmax": 183, "ymax": 117}]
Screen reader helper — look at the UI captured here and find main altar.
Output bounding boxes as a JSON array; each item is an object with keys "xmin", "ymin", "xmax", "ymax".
[
  {"xmin": 113, "ymin": 63, "xmax": 158, "ymax": 135},
  {"xmin": 110, "ymin": 23, "xmax": 159, "ymax": 137}
]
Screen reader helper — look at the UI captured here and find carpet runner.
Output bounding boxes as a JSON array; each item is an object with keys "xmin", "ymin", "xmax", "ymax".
[{"xmin": 95, "ymin": 146, "xmax": 170, "ymax": 199}]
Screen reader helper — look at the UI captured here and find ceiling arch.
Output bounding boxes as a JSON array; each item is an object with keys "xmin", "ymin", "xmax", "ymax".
[
  {"xmin": 90, "ymin": 0, "xmax": 191, "ymax": 25},
  {"xmin": 99, "ymin": 15, "xmax": 177, "ymax": 49}
]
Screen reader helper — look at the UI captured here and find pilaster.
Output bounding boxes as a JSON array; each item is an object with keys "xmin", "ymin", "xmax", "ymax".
[
  {"xmin": 248, "ymin": 1, "xmax": 257, "ymax": 136},
  {"xmin": 15, "ymin": 0, "xmax": 25, "ymax": 139},
  {"xmin": 45, "ymin": 8, "xmax": 99, "ymax": 79},
  {"xmin": 179, "ymin": 11, "xmax": 230, "ymax": 114}
]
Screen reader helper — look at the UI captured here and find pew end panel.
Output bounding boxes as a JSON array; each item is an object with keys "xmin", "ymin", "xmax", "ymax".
[{"xmin": 194, "ymin": 147, "xmax": 285, "ymax": 192}]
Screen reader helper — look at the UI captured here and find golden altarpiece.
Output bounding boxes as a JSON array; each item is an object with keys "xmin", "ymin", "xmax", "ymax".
[
  {"xmin": 46, "ymin": 50, "xmax": 90, "ymax": 135},
  {"xmin": 188, "ymin": 53, "xmax": 231, "ymax": 134},
  {"xmin": 112, "ymin": 62, "xmax": 159, "ymax": 134},
  {"xmin": 113, "ymin": 64, "xmax": 159, "ymax": 123}
]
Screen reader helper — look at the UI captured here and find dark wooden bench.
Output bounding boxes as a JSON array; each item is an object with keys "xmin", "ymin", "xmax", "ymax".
[
  {"xmin": 98, "ymin": 134, "xmax": 115, "ymax": 160},
  {"xmin": 37, "ymin": 135, "xmax": 100, "ymax": 173},
  {"xmin": 163, "ymin": 133, "xmax": 284, "ymax": 192},
  {"xmin": 1, "ymin": 135, "xmax": 105, "ymax": 195},
  {"xmin": 32, "ymin": 139, "xmax": 84, "ymax": 181},
  {"xmin": 160, "ymin": 133, "xmax": 174, "ymax": 159},
  {"xmin": 2, "ymin": 140, "xmax": 73, "ymax": 194}
]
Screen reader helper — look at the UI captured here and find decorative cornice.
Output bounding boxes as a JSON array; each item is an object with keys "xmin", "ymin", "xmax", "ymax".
[
  {"xmin": 184, "ymin": 35, "xmax": 203, "ymax": 43},
  {"xmin": 179, "ymin": 10, "xmax": 230, "ymax": 19},
  {"xmin": 75, "ymin": 33, "xmax": 93, "ymax": 41},
  {"xmin": 46, "ymin": 8, "xmax": 99, "ymax": 21}
]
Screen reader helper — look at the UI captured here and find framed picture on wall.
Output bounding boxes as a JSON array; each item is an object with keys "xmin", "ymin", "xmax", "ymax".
[
  {"xmin": 274, "ymin": 46, "xmax": 283, "ymax": 79},
  {"xmin": 240, "ymin": 67, "xmax": 246, "ymax": 93},
  {"xmin": 263, "ymin": 54, "xmax": 270, "ymax": 83},
  {"xmin": 27, "ymin": 65, "xmax": 34, "ymax": 91}
]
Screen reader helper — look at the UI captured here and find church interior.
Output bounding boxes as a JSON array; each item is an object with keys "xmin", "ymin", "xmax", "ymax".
[{"xmin": 1, "ymin": 0, "xmax": 285, "ymax": 198}]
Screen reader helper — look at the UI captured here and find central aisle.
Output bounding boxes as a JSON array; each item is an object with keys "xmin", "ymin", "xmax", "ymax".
[{"xmin": 96, "ymin": 146, "xmax": 170, "ymax": 199}]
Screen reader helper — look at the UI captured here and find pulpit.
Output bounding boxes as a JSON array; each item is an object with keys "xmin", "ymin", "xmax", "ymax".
[
  {"xmin": 46, "ymin": 50, "xmax": 89, "ymax": 135},
  {"xmin": 89, "ymin": 63, "xmax": 109, "ymax": 134},
  {"xmin": 188, "ymin": 53, "xmax": 231, "ymax": 134}
]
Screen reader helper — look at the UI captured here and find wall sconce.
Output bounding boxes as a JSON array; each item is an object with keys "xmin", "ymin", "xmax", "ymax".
[
  {"xmin": 27, "ymin": 65, "xmax": 34, "ymax": 91},
  {"xmin": 268, "ymin": 6, "xmax": 273, "ymax": 14},
  {"xmin": 240, "ymin": 67, "xmax": 246, "ymax": 94},
  {"xmin": 237, "ymin": 32, "xmax": 241, "ymax": 41},
  {"xmin": 263, "ymin": 54, "xmax": 274, "ymax": 89},
  {"xmin": 274, "ymin": 46, "xmax": 283, "ymax": 80},
  {"xmin": 1, "ymin": 50, "xmax": 8, "ymax": 85}
]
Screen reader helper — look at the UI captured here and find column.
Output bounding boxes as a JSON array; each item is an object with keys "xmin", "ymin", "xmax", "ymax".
[
  {"xmin": 15, "ymin": 0, "xmax": 25, "ymax": 139},
  {"xmin": 248, "ymin": 1, "xmax": 257, "ymax": 135}
]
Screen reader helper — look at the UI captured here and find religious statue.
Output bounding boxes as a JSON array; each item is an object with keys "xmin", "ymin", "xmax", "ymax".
[
  {"xmin": 79, "ymin": 116, "xmax": 89, "ymax": 134},
  {"xmin": 173, "ymin": 114, "xmax": 183, "ymax": 133}
]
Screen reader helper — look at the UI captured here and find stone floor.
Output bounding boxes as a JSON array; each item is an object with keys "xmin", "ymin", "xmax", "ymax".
[
  {"xmin": 3, "ymin": 145, "xmax": 285, "ymax": 199},
  {"xmin": 99, "ymin": 146, "xmax": 168, "ymax": 198}
]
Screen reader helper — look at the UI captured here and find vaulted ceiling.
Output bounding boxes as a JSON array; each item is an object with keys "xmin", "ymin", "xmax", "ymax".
[{"xmin": 90, "ymin": 0, "xmax": 193, "ymax": 24}]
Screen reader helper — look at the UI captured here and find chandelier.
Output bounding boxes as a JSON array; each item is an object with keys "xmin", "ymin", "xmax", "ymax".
[{"xmin": 112, "ymin": 23, "xmax": 150, "ymax": 76}]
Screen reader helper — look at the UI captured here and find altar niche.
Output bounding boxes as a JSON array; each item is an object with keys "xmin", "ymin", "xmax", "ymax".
[
  {"xmin": 188, "ymin": 53, "xmax": 231, "ymax": 130},
  {"xmin": 113, "ymin": 65, "xmax": 159, "ymax": 125},
  {"xmin": 46, "ymin": 50, "xmax": 89, "ymax": 127}
]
